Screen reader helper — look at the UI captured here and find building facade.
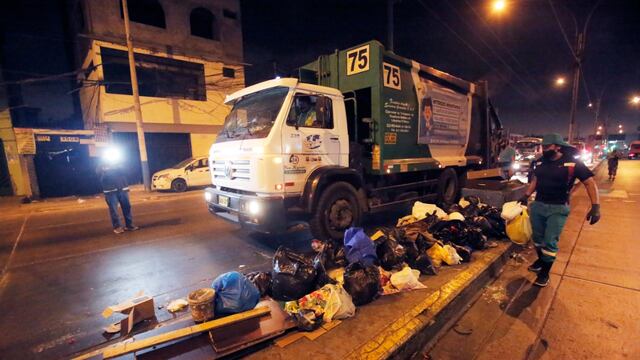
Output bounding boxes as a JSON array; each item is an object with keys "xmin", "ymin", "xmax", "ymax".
[{"xmin": 74, "ymin": 0, "xmax": 245, "ymax": 182}]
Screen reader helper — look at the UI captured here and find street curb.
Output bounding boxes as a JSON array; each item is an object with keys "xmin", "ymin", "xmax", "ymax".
[{"xmin": 346, "ymin": 242, "xmax": 516, "ymax": 360}]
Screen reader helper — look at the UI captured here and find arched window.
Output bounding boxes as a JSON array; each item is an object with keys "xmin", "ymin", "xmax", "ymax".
[
  {"xmin": 190, "ymin": 7, "xmax": 218, "ymax": 40},
  {"xmin": 120, "ymin": 0, "xmax": 166, "ymax": 29}
]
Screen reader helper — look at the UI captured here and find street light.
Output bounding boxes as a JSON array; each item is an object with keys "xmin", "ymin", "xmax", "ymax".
[
  {"xmin": 555, "ymin": 77, "xmax": 566, "ymax": 86},
  {"xmin": 588, "ymin": 102, "xmax": 593, "ymax": 108},
  {"xmin": 491, "ymin": 0, "xmax": 507, "ymax": 13},
  {"xmin": 631, "ymin": 95, "xmax": 640, "ymax": 105},
  {"xmin": 597, "ymin": 126, "xmax": 602, "ymax": 130}
]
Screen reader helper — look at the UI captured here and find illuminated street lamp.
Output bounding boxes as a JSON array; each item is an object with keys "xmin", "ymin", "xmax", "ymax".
[
  {"xmin": 555, "ymin": 77, "xmax": 566, "ymax": 86},
  {"xmin": 631, "ymin": 95, "xmax": 640, "ymax": 105},
  {"xmin": 597, "ymin": 126, "xmax": 602, "ymax": 130},
  {"xmin": 588, "ymin": 102, "xmax": 593, "ymax": 108},
  {"xmin": 618, "ymin": 124, "xmax": 623, "ymax": 129},
  {"xmin": 492, "ymin": 0, "xmax": 507, "ymax": 13},
  {"xmin": 618, "ymin": 129, "xmax": 623, "ymax": 134}
]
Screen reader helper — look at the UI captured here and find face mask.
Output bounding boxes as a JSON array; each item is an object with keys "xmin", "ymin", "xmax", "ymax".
[{"xmin": 543, "ymin": 149, "xmax": 557, "ymax": 159}]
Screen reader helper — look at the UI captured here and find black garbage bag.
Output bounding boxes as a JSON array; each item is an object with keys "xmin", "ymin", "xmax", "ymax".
[
  {"xmin": 478, "ymin": 206, "xmax": 506, "ymax": 237},
  {"xmin": 446, "ymin": 203, "xmax": 463, "ymax": 214},
  {"xmin": 450, "ymin": 243, "xmax": 473, "ymax": 262},
  {"xmin": 244, "ymin": 271, "xmax": 272, "ymax": 297},
  {"xmin": 293, "ymin": 309, "xmax": 324, "ymax": 331},
  {"xmin": 467, "ymin": 216, "xmax": 502, "ymax": 238},
  {"xmin": 314, "ymin": 241, "xmax": 347, "ymax": 271},
  {"xmin": 343, "ymin": 262, "xmax": 381, "ymax": 306},
  {"xmin": 461, "ymin": 204, "xmax": 480, "ymax": 218},
  {"xmin": 464, "ymin": 195, "xmax": 481, "ymax": 206},
  {"xmin": 413, "ymin": 253, "xmax": 438, "ymax": 275},
  {"xmin": 422, "ymin": 211, "xmax": 441, "ymax": 228},
  {"xmin": 271, "ymin": 247, "xmax": 317, "ymax": 301},
  {"xmin": 373, "ymin": 228, "xmax": 407, "ymax": 271},
  {"xmin": 430, "ymin": 220, "xmax": 470, "ymax": 246},
  {"xmin": 466, "ymin": 228, "xmax": 488, "ymax": 250}
]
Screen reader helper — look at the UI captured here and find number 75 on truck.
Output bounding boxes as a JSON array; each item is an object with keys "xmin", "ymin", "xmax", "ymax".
[{"xmin": 204, "ymin": 40, "xmax": 505, "ymax": 240}]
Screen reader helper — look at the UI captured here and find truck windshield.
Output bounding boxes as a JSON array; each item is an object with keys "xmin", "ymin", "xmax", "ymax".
[
  {"xmin": 516, "ymin": 142, "xmax": 538, "ymax": 151},
  {"xmin": 217, "ymin": 86, "xmax": 289, "ymax": 143}
]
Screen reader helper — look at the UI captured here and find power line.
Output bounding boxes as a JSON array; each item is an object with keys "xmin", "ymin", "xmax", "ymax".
[{"xmin": 547, "ymin": 0, "xmax": 578, "ymax": 60}]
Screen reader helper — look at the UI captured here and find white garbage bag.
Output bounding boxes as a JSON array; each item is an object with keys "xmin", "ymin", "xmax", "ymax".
[
  {"xmin": 412, "ymin": 201, "xmax": 447, "ymax": 220},
  {"xmin": 390, "ymin": 267, "xmax": 427, "ymax": 291},
  {"xmin": 501, "ymin": 201, "xmax": 525, "ymax": 221}
]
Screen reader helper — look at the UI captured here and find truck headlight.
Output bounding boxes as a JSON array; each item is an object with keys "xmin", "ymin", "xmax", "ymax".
[
  {"xmin": 247, "ymin": 200, "xmax": 261, "ymax": 215},
  {"xmin": 204, "ymin": 192, "xmax": 213, "ymax": 202}
]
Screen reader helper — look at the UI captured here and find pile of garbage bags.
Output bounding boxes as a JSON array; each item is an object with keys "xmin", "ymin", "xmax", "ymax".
[{"xmin": 206, "ymin": 197, "xmax": 508, "ymax": 331}]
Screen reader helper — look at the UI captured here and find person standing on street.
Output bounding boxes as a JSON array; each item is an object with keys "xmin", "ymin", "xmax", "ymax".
[
  {"xmin": 97, "ymin": 148, "xmax": 139, "ymax": 234},
  {"xmin": 520, "ymin": 133, "xmax": 600, "ymax": 287},
  {"xmin": 607, "ymin": 148, "xmax": 621, "ymax": 181},
  {"xmin": 498, "ymin": 140, "xmax": 517, "ymax": 179}
]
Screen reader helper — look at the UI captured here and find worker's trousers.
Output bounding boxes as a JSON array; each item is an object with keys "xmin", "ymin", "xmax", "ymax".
[{"xmin": 529, "ymin": 201, "xmax": 570, "ymax": 263}]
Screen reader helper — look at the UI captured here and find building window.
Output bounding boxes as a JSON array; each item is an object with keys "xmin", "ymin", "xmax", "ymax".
[
  {"xmin": 223, "ymin": 9, "xmax": 237, "ymax": 19},
  {"xmin": 222, "ymin": 67, "xmax": 235, "ymax": 78},
  {"xmin": 120, "ymin": 0, "xmax": 166, "ymax": 29},
  {"xmin": 100, "ymin": 47, "xmax": 206, "ymax": 101},
  {"xmin": 190, "ymin": 7, "xmax": 219, "ymax": 40}
]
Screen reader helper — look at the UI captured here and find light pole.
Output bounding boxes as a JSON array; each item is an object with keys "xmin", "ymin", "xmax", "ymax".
[{"xmin": 122, "ymin": 0, "xmax": 151, "ymax": 191}]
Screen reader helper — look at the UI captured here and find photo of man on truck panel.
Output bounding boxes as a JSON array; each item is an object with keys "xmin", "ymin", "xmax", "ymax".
[{"xmin": 419, "ymin": 96, "xmax": 434, "ymax": 140}]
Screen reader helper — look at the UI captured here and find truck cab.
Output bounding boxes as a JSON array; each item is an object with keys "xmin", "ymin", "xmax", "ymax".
[{"xmin": 204, "ymin": 41, "xmax": 503, "ymax": 240}]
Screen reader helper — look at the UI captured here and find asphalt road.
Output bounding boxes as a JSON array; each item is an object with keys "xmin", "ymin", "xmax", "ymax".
[{"xmin": 0, "ymin": 191, "xmax": 314, "ymax": 359}]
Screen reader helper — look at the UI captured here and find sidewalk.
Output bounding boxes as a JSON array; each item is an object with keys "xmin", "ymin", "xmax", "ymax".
[
  {"xmin": 0, "ymin": 184, "xmax": 203, "ymax": 214},
  {"xmin": 427, "ymin": 159, "xmax": 640, "ymax": 359}
]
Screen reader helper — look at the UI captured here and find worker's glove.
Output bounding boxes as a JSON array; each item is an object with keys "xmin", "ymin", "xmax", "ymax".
[
  {"xmin": 518, "ymin": 194, "xmax": 529, "ymax": 206},
  {"xmin": 586, "ymin": 204, "xmax": 600, "ymax": 225}
]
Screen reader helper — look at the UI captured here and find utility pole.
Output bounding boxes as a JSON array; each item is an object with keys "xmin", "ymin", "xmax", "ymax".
[
  {"xmin": 567, "ymin": 32, "xmax": 583, "ymax": 143},
  {"xmin": 387, "ymin": 0, "xmax": 394, "ymax": 52},
  {"xmin": 122, "ymin": 0, "xmax": 151, "ymax": 191}
]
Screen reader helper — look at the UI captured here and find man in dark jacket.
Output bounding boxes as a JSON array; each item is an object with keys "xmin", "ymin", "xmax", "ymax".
[
  {"xmin": 520, "ymin": 133, "xmax": 600, "ymax": 287},
  {"xmin": 97, "ymin": 151, "xmax": 138, "ymax": 234}
]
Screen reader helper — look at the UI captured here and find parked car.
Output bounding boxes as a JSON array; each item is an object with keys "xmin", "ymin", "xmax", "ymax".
[
  {"xmin": 152, "ymin": 156, "xmax": 210, "ymax": 192},
  {"xmin": 629, "ymin": 140, "xmax": 640, "ymax": 159}
]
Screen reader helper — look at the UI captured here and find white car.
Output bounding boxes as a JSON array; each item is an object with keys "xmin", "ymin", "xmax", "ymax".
[{"xmin": 152, "ymin": 157, "xmax": 211, "ymax": 192}]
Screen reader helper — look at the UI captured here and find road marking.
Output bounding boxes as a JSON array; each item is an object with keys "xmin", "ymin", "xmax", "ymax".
[{"xmin": 0, "ymin": 212, "xmax": 31, "ymax": 293}]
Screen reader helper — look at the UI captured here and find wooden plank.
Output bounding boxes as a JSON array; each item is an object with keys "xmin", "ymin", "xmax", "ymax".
[{"xmin": 73, "ymin": 307, "xmax": 270, "ymax": 360}]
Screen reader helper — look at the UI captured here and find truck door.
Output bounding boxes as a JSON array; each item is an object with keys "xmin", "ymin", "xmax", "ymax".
[{"xmin": 281, "ymin": 93, "xmax": 340, "ymax": 193}]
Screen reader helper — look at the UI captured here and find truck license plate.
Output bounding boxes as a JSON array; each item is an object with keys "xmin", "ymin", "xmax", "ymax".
[{"xmin": 218, "ymin": 195, "xmax": 229, "ymax": 207}]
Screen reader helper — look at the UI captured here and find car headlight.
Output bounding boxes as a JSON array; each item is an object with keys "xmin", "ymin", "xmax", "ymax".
[
  {"xmin": 512, "ymin": 163, "xmax": 521, "ymax": 170},
  {"xmin": 156, "ymin": 174, "xmax": 171, "ymax": 180},
  {"xmin": 204, "ymin": 192, "xmax": 213, "ymax": 202},
  {"xmin": 247, "ymin": 200, "xmax": 261, "ymax": 215},
  {"xmin": 526, "ymin": 154, "xmax": 535, "ymax": 160}
]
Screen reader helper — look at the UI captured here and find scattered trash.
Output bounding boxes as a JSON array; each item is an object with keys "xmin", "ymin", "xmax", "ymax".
[
  {"xmin": 372, "ymin": 228, "xmax": 407, "ymax": 271},
  {"xmin": 390, "ymin": 267, "xmax": 427, "ymax": 291},
  {"xmin": 238, "ymin": 264, "xmax": 246, "ymax": 269},
  {"xmin": 344, "ymin": 228, "xmax": 377, "ymax": 266},
  {"xmin": 188, "ymin": 288, "xmax": 216, "ymax": 322},
  {"xmin": 166, "ymin": 298, "xmax": 189, "ymax": 313},
  {"xmin": 501, "ymin": 201, "xmax": 524, "ymax": 221},
  {"xmin": 77, "ymin": 198, "xmax": 86, "ymax": 204},
  {"xmin": 412, "ymin": 202, "xmax": 447, "ymax": 220},
  {"xmin": 271, "ymin": 247, "xmax": 317, "ymax": 301},
  {"xmin": 102, "ymin": 293, "xmax": 155, "ymax": 335},
  {"xmin": 244, "ymin": 271, "xmax": 272, "ymax": 297},
  {"xmin": 343, "ymin": 262, "xmax": 381, "ymax": 306},
  {"xmin": 453, "ymin": 323, "xmax": 473, "ymax": 335},
  {"xmin": 211, "ymin": 272, "xmax": 260, "ymax": 315}
]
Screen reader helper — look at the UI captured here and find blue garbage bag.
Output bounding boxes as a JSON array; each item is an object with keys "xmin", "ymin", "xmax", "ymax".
[
  {"xmin": 211, "ymin": 271, "xmax": 260, "ymax": 315},
  {"xmin": 344, "ymin": 227, "xmax": 377, "ymax": 266}
]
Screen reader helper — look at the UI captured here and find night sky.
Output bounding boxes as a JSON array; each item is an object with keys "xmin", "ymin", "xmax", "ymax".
[{"xmin": 241, "ymin": 0, "xmax": 640, "ymax": 137}]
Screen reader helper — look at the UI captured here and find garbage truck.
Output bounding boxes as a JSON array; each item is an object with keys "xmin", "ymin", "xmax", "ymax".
[{"xmin": 204, "ymin": 40, "xmax": 505, "ymax": 240}]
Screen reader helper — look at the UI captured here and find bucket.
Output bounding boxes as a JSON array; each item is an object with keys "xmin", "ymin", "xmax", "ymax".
[{"xmin": 187, "ymin": 288, "xmax": 215, "ymax": 322}]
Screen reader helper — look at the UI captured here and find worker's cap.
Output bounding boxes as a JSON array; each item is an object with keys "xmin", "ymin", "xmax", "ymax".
[{"xmin": 542, "ymin": 133, "xmax": 571, "ymax": 147}]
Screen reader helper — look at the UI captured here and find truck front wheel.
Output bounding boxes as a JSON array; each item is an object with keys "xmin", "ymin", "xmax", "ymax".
[
  {"xmin": 309, "ymin": 182, "xmax": 361, "ymax": 241},
  {"xmin": 437, "ymin": 168, "xmax": 459, "ymax": 206}
]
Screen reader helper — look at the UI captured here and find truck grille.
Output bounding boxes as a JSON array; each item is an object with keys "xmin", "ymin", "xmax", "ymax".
[{"xmin": 212, "ymin": 159, "xmax": 251, "ymax": 181}]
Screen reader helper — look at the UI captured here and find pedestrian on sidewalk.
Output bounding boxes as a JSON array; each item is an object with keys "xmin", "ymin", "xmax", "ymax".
[
  {"xmin": 519, "ymin": 133, "xmax": 600, "ymax": 287},
  {"xmin": 607, "ymin": 148, "xmax": 621, "ymax": 181},
  {"xmin": 97, "ymin": 147, "xmax": 139, "ymax": 234}
]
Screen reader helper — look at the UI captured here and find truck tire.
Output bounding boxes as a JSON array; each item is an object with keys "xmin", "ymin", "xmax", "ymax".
[
  {"xmin": 309, "ymin": 181, "xmax": 361, "ymax": 241},
  {"xmin": 171, "ymin": 178, "xmax": 187, "ymax": 192},
  {"xmin": 437, "ymin": 168, "xmax": 459, "ymax": 206}
]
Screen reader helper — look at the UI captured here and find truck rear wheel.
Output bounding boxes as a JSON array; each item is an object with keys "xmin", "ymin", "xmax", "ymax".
[
  {"xmin": 437, "ymin": 168, "xmax": 459, "ymax": 206},
  {"xmin": 309, "ymin": 181, "xmax": 361, "ymax": 241}
]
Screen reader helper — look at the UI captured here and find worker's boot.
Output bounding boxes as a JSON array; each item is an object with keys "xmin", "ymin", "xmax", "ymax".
[
  {"xmin": 533, "ymin": 261, "xmax": 553, "ymax": 287},
  {"xmin": 527, "ymin": 248, "xmax": 544, "ymax": 273}
]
